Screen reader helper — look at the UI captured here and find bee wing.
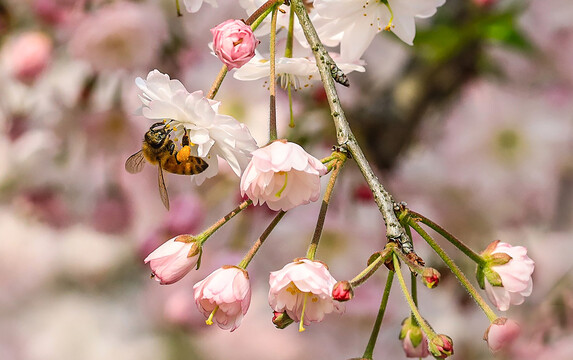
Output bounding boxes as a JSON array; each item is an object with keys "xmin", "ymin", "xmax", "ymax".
[
  {"xmin": 157, "ymin": 165, "xmax": 170, "ymax": 210},
  {"xmin": 125, "ymin": 150, "xmax": 146, "ymax": 174}
]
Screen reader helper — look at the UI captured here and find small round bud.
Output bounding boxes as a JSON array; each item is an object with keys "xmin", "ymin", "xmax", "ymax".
[
  {"xmin": 422, "ymin": 268, "xmax": 440, "ymax": 289},
  {"xmin": 272, "ymin": 311, "xmax": 294, "ymax": 329},
  {"xmin": 332, "ymin": 281, "xmax": 354, "ymax": 302},
  {"xmin": 484, "ymin": 317, "xmax": 520, "ymax": 352},
  {"xmin": 429, "ymin": 334, "xmax": 454, "ymax": 359}
]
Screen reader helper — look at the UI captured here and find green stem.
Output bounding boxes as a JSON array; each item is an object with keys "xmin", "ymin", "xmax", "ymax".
[
  {"xmin": 392, "ymin": 253, "xmax": 437, "ymax": 340},
  {"xmin": 269, "ymin": 6, "xmax": 279, "ymax": 141},
  {"xmin": 196, "ymin": 200, "xmax": 252, "ymax": 245},
  {"xmin": 306, "ymin": 153, "xmax": 347, "ymax": 260},
  {"xmin": 349, "ymin": 247, "xmax": 393, "ymax": 288},
  {"xmin": 175, "ymin": 0, "xmax": 182, "ymax": 16},
  {"xmin": 411, "ymin": 271, "xmax": 418, "ymax": 308},
  {"xmin": 409, "ymin": 210, "xmax": 485, "ymax": 265},
  {"xmin": 408, "ymin": 220, "xmax": 498, "ymax": 322},
  {"xmin": 207, "ymin": 65, "xmax": 228, "ymax": 100},
  {"xmin": 362, "ymin": 271, "xmax": 394, "ymax": 359},
  {"xmin": 238, "ymin": 211, "xmax": 286, "ymax": 269},
  {"xmin": 291, "ymin": 0, "xmax": 412, "ymax": 254},
  {"xmin": 285, "ymin": 4, "xmax": 294, "ymax": 58}
]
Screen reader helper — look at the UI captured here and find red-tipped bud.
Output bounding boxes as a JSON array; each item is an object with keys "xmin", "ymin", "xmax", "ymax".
[
  {"xmin": 272, "ymin": 311, "xmax": 294, "ymax": 329},
  {"xmin": 429, "ymin": 334, "xmax": 454, "ymax": 358},
  {"xmin": 332, "ymin": 281, "xmax": 354, "ymax": 302},
  {"xmin": 422, "ymin": 268, "xmax": 440, "ymax": 289}
]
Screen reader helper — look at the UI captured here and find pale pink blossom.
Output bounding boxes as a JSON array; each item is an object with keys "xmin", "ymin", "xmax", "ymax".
[
  {"xmin": 268, "ymin": 258, "xmax": 344, "ymax": 330},
  {"xmin": 3, "ymin": 31, "xmax": 52, "ymax": 83},
  {"xmin": 211, "ymin": 19, "xmax": 259, "ymax": 70},
  {"xmin": 240, "ymin": 141, "xmax": 327, "ymax": 211},
  {"xmin": 193, "ymin": 266, "xmax": 251, "ymax": 331},
  {"xmin": 144, "ymin": 235, "xmax": 201, "ymax": 285},
  {"xmin": 484, "ymin": 318, "xmax": 520, "ymax": 352},
  {"xmin": 68, "ymin": 2, "xmax": 168, "ymax": 71},
  {"xmin": 481, "ymin": 241, "xmax": 535, "ymax": 311}
]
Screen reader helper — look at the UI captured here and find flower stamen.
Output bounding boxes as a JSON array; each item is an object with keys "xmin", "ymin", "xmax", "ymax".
[
  {"xmin": 275, "ymin": 171, "xmax": 288, "ymax": 198},
  {"xmin": 299, "ymin": 292, "xmax": 309, "ymax": 332},
  {"xmin": 206, "ymin": 305, "xmax": 219, "ymax": 325}
]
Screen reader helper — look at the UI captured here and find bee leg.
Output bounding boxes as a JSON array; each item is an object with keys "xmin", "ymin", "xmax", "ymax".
[
  {"xmin": 182, "ymin": 129, "xmax": 190, "ymax": 146},
  {"xmin": 149, "ymin": 122, "xmax": 165, "ymax": 130}
]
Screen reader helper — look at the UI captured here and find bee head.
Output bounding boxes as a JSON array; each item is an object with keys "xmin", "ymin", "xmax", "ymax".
[{"xmin": 145, "ymin": 124, "xmax": 171, "ymax": 148}]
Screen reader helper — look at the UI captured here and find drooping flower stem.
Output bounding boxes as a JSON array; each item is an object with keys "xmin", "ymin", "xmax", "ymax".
[
  {"xmin": 306, "ymin": 152, "xmax": 347, "ymax": 260},
  {"xmin": 175, "ymin": 0, "xmax": 182, "ymax": 17},
  {"xmin": 286, "ymin": 5, "xmax": 295, "ymax": 128},
  {"xmin": 196, "ymin": 200, "xmax": 252, "ymax": 245},
  {"xmin": 269, "ymin": 6, "xmax": 279, "ymax": 141},
  {"xmin": 207, "ymin": 65, "xmax": 228, "ymax": 99},
  {"xmin": 408, "ymin": 209, "xmax": 485, "ymax": 266},
  {"xmin": 207, "ymin": 1, "xmax": 280, "ymax": 100},
  {"xmin": 408, "ymin": 220, "xmax": 498, "ymax": 322},
  {"xmin": 411, "ymin": 272, "xmax": 418, "ymax": 307},
  {"xmin": 362, "ymin": 271, "xmax": 394, "ymax": 359},
  {"xmin": 238, "ymin": 210, "xmax": 286, "ymax": 269},
  {"xmin": 392, "ymin": 253, "xmax": 437, "ymax": 341},
  {"xmin": 349, "ymin": 246, "xmax": 392, "ymax": 288},
  {"xmin": 291, "ymin": 0, "xmax": 413, "ymax": 254}
]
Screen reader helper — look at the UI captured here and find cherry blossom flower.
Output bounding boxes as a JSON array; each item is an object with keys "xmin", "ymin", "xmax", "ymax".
[
  {"xmin": 313, "ymin": 0, "xmax": 446, "ymax": 60},
  {"xmin": 68, "ymin": 1, "xmax": 168, "ymax": 72},
  {"xmin": 234, "ymin": 51, "xmax": 365, "ymax": 90},
  {"xmin": 211, "ymin": 19, "xmax": 259, "ymax": 70},
  {"xmin": 400, "ymin": 317, "xmax": 430, "ymax": 358},
  {"xmin": 478, "ymin": 240, "xmax": 535, "ymax": 311},
  {"xmin": 193, "ymin": 266, "xmax": 251, "ymax": 331},
  {"xmin": 429, "ymin": 334, "xmax": 454, "ymax": 359},
  {"xmin": 268, "ymin": 258, "xmax": 344, "ymax": 331},
  {"xmin": 144, "ymin": 235, "xmax": 201, "ymax": 285},
  {"xmin": 2, "ymin": 31, "xmax": 53, "ymax": 83},
  {"xmin": 484, "ymin": 317, "xmax": 520, "ymax": 352},
  {"xmin": 136, "ymin": 70, "xmax": 258, "ymax": 184},
  {"xmin": 183, "ymin": 0, "xmax": 217, "ymax": 13},
  {"xmin": 240, "ymin": 140, "xmax": 327, "ymax": 212}
]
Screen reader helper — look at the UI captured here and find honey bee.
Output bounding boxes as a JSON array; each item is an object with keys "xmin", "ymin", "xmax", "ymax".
[{"xmin": 125, "ymin": 122, "xmax": 209, "ymax": 210}]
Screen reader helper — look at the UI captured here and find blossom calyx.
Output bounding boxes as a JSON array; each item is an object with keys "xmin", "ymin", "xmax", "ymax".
[
  {"xmin": 332, "ymin": 281, "xmax": 354, "ymax": 302},
  {"xmin": 484, "ymin": 317, "xmax": 520, "ymax": 352},
  {"xmin": 422, "ymin": 267, "xmax": 441, "ymax": 289},
  {"xmin": 429, "ymin": 334, "xmax": 454, "ymax": 359},
  {"xmin": 144, "ymin": 235, "xmax": 202, "ymax": 285},
  {"xmin": 399, "ymin": 317, "xmax": 430, "ymax": 358},
  {"xmin": 272, "ymin": 311, "xmax": 294, "ymax": 329},
  {"xmin": 476, "ymin": 240, "xmax": 534, "ymax": 311}
]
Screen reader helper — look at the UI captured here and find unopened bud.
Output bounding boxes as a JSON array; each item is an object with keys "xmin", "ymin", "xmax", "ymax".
[
  {"xmin": 429, "ymin": 334, "xmax": 454, "ymax": 359},
  {"xmin": 422, "ymin": 268, "xmax": 440, "ymax": 289},
  {"xmin": 272, "ymin": 311, "xmax": 294, "ymax": 329},
  {"xmin": 484, "ymin": 317, "xmax": 520, "ymax": 352},
  {"xmin": 332, "ymin": 281, "xmax": 354, "ymax": 302}
]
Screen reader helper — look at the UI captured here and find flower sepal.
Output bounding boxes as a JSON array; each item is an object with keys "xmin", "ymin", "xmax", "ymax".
[{"xmin": 272, "ymin": 311, "xmax": 294, "ymax": 329}]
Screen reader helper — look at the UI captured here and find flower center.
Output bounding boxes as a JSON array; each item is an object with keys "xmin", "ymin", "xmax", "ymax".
[{"xmin": 275, "ymin": 171, "xmax": 288, "ymax": 198}]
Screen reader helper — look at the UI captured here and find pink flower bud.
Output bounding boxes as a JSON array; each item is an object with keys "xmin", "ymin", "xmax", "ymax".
[
  {"xmin": 429, "ymin": 334, "xmax": 454, "ymax": 359},
  {"xmin": 272, "ymin": 311, "xmax": 294, "ymax": 329},
  {"xmin": 193, "ymin": 266, "xmax": 251, "ymax": 331},
  {"xmin": 400, "ymin": 317, "xmax": 430, "ymax": 358},
  {"xmin": 211, "ymin": 19, "xmax": 258, "ymax": 70},
  {"xmin": 4, "ymin": 31, "xmax": 52, "ymax": 83},
  {"xmin": 484, "ymin": 317, "xmax": 520, "ymax": 352},
  {"xmin": 144, "ymin": 235, "xmax": 201, "ymax": 285},
  {"xmin": 332, "ymin": 280, "xmax": 354, "ymax": 302}
]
